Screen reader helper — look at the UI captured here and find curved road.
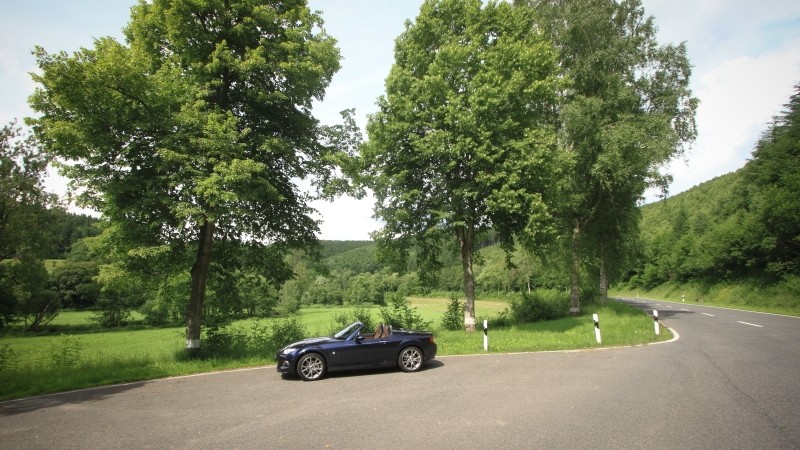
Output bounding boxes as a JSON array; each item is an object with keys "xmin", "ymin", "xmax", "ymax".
[{"xmin": 1, "ymin": 299, "xmax": 798, "ymax": 449}]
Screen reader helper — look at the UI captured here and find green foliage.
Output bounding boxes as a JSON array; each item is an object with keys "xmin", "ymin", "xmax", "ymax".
[
  {"xmin": 331, "ymin": 306, "xmax": 376, "ymax": 334},
  {"xmin": 49, "ymin": 337, "xmax": 83, "ymax": 368},
  {"xmin": 614, "ymin": 275, "xmax": 800, "ymax": 316},
  {"xmin": 140, "ymin": 274, "xmax": 188, "ymax": 327},
  {"xmin": 379, "ymin": 293, "xmax": 432, "ymax": 330},
  {"xmin": 201, "ymin": 318, "xmax": 307, "ymax": 360},
  {"xmin": 320, "ymin": 241, "xmax": 382, "ymax": 273},
  {"xmin": 509, "ymin": 290, "xmax": 568, "ymax": 324},
  {"xmin": 515, "ymin": 0, "xmax": 697, "ymax": 315},
  {"xmin": 0, "ymin": 122, "xmax": 58, "ymax": 261},
  {"xmin": 440, "ymin": 294, "xmax": 463, "ymax": 331},
  {"xmin": 269, "ymin": 318, "xmax": 308, "ymax": 351},
  {"xmin": 92, "ymin": 262, "xmax": 146, "ymax": 328},
  {"xmin": 29, "ymin": 0, "xmax": 351, "ymax": 350},
  {"xmin": 744, "ymin": 84, "xmax": 800, "ymax": 276},
  {"xmin": 364, "ymin": 0, "xmax": 563, "ymax": 323},
  {"xmin": 625, "ymin": 84, "xmax": 800, "ymax": 289},
  {"xmin": 48, "ymin": 261, "xmax": 100, "ymax": 310},
  {"xmin": 0, "ymin": 300, "xmax": 671, "ymax": 401},
  {"xmin": 1, "ymin": 255, "xmax": 60, "ymax": 331},
  {"xmin": 0, "ymin": 343, "xmax": 16, "ymax": 371}
]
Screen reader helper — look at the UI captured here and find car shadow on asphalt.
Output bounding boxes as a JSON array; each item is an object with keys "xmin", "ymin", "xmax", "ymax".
[
  {"xmin": 0, "ymin": 381, "xmax": 149, "ymax": 416},
  {"xmin": 280, "ymin": 359, "xmax": 445, "ymax": 382}
]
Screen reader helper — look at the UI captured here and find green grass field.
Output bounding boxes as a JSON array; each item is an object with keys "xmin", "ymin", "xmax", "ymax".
[{"xmin": 0, "ymin": 298, "xmax": 669, "ymax": 401}]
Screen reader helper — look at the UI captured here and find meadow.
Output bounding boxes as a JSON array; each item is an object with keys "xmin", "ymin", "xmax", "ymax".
[{"xmin": 0, "ymin": 298, "xmax": 670, "ymax": 401}]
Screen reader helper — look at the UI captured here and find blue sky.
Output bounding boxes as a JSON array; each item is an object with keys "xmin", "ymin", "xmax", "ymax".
[{"xmin": 1, "ymin": 0, "xmax": 799, "ymax": 240}]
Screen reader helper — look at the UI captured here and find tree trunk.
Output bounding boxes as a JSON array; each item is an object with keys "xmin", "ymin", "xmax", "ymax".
[
  {"xmin": 569, "ymin": 224, "xmax": 581, "ymax": 316},
  {"xmin": 457, "ymin": 225, "xmax": 476, "ymax": 332},
  {"xmin": 186, "ymin": 219, "xmax": 214, "ymax": 355},
  {"xmin": 599, "ymin": 239, "xmax": 608, "ymax": 302}
]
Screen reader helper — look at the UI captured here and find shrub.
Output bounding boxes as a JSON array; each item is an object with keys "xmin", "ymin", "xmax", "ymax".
[
  {"xmin": 331, "ymin": 306, "xmax": 375, "ymax": 335},
  {"xmin": 0, "ymin": 344, "xmax": 17, "ymax": 371},
  {"xmin": 580, "ymin": 285, "xmax": 600, "ymax": 305},
  {"xmin": 480, "ymin": 308, "xmax": 512, "ymax": 328},
  {"xmin": 440, "ymin": 294, "xmax": 463, "ymax": 331},
  {"xmin": 269, "ymin": 318, "xmax": 306, "ymax": 352},
  {"xmin": 202, "ymin": 324, "xmax": 248, "ymax": 358},
  {"xmin": 50, "ymin": 337, "xmax": 83, "ymax": 368},
  {"xmin": 200, "ymin": 318, "xmax": 307, "ymax": 359},
  {"xmin": 380, "ymin": 293, "xmax": 431, "ymax": 330},
  {"xmin": 509, "ymin": 290, "xmax": 568, "ymax": 324}
]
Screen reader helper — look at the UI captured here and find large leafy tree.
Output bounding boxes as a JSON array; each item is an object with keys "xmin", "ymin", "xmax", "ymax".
[
  {"xmin": 29, "ymin": 0, "xmax": 347, "ymax": 352},
  {"xmin": 516, "ymin": 0, "xmax": 697, "ymax": 313},
  {"xmin": 0, "ymin": 123, "xmax": 59, "ymax": 261},
  {"xmin": 0, "ymin": 123, "xmax": 61, "ymax": 329},
  {"xmin": 363, "ymin": 0, "xmax": 561, "ymax": 330}
]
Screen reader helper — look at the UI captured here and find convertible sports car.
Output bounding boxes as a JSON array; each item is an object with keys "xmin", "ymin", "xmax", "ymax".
[{"xmin": 276, "ymin": 321, "xmax": 437, "ymax": 381}]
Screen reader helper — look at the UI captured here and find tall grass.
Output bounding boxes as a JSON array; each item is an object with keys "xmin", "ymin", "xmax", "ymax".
[
  {"xmin": 613, "ymin": 277, "xmax": 800, "ymax": 316},
  {"xmin": 0, "ymin": 298, "xmax": 668, "ymax": 401}
]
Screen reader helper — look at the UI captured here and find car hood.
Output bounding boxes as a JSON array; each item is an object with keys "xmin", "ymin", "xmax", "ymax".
[{"xmin": 283, "ymin": 336, "xmax": 337, "ymax": 349}]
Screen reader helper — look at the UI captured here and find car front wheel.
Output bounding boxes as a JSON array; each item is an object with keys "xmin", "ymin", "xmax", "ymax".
[
  {"xmin": 297, "ymin": 353, "xmax": 326, "ymax": 381},
  {"xmin": 398, "ymin": 346, "xmax": 423, "ymax": 372}
]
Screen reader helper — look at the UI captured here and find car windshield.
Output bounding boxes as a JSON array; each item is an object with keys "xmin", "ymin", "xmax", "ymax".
[{"xmin": 333, "ymin": 322, "xmax": 362, "ymax": 340}]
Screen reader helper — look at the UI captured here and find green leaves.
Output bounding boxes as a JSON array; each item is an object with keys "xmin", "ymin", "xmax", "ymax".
[
  {"xmin": 365, "ymin": 0, "xmax": 561, "ymax": 240},
  {"xmin": 29, "ymin": 0, "xmax": 350, "ymax": 347}
]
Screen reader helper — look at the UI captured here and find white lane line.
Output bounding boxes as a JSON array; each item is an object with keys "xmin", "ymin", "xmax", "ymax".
[
  {"xmin": 701, "ymin": 313, "xmax": 715, "ymax": 317},
  {"xmin": 738, "ymin": 321, "xmax": 763, "ymax": 328},
  {"xmin": 681, "ymin": 308, "xmax": 690, "ymax": 311}
]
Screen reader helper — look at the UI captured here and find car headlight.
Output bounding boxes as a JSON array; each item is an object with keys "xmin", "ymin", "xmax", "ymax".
[{"xmin": 280, "ymin": 347, "xmax": 297, "ymax": 356}]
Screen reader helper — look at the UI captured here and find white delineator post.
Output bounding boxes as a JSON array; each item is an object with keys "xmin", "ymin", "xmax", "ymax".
[
  {"xmin": 654, "ymin": 310, "xmax": 660, "ymax": 335},
  {"xmin": 483, "ymin": 319, "xmax": 488, "ymax": 351},
  {"xmin": 593, "ymin": 313, "xmax": 601, "ymax": 344}
]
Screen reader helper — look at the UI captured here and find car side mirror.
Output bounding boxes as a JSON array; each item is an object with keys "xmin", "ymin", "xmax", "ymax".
[{"xmin": 355, "ymin": 335, "xmax": 364, "ymax": 344}]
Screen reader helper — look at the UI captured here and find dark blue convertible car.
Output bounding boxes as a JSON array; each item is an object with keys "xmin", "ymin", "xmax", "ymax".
[{"xmin": 276, "ymin": 321, "xmax": 437, "ymax": 381}]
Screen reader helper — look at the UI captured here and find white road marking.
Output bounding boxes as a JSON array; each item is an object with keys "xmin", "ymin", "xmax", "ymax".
[
  {"xmin": 737, "ymin": 321, "xmax": 763, "ymax": 328},
  {"xmin": 681, "ymin": 308, "xmax": 690, "ymax": 311},
  {"xmin": 701, "ymin": 313, "xmax": 715, "ymax": 317}
]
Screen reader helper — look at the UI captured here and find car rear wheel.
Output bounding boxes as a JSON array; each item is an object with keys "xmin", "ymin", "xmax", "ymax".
[
  {"xmin": 297, "ymin": 353, "xmax": 326, "ymax": 381},
  {"xmin": 398, "ymin": 346, "xmax": 423, "ymax": 372}
]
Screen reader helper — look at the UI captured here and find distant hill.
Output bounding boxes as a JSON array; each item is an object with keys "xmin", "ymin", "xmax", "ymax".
[{"xmin": 318, "ymin": 240, "xmax": 382, "ymax": 273}]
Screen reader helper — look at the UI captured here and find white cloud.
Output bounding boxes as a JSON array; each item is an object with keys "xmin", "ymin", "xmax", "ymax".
[
  {"xmin": 311, "ymin": 194, "xmax": 378, "ymax": 241},
  {"xmin": 663, "ymin": 35, "xmax": 800, "ymax": 196}
]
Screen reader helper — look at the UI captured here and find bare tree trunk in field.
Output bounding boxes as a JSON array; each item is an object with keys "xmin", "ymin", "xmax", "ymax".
[
  {"xmin": 599, "ymin": 239, "xmax": 609, "ymax": 302},
  {"xmin": 457, "ymin": 225, "xmax": 476, "ymax": 332},
  {"xmin": 186, "ymin": 219, "xmax": 214, "ymax": 355},
  {"xmin": 570, "ymin": 224, "xmax": 581, "ymax": 316}
]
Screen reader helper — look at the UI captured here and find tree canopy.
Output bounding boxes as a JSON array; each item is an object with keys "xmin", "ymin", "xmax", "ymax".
[
  {"xmin": 516, "ymin": 0, "xmax": 697, "ymax": 314},
  {"xmin": 362, "ymin": 0, "xmax": 562, "ymax": 330},
  {"xmin": 29, "ymin": 0, "xmax": 349, "ymax": 351}
]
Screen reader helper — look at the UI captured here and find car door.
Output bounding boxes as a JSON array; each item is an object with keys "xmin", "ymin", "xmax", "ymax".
[{"xmin": 338, "ymin": 335, "xmax": 390, "ymax": 367}]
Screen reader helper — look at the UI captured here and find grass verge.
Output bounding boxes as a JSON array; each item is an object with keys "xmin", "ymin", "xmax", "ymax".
[
  {"xmin": 612, "ymin": 278, "xmax": 800, "ymax": 317},
  {"xmin": 0, "ymin": 299, "xmax": 669, "ymax": 401}
]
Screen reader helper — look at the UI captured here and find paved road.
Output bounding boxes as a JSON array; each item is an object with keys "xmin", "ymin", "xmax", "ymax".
[{"xmin": 1, "ymin": 299, "xmax": 798, "ymax": 449}]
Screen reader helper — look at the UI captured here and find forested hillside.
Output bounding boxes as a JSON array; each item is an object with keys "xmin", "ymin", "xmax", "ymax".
[{"xmin": 619, "ymin": 84, "xmax": 799, "ymax": 311}]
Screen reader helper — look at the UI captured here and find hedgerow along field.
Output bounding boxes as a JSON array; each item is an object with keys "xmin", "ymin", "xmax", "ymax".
[{"xmin": 0, "ymin": 297, "xmax": 670, "ymax": 401}]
